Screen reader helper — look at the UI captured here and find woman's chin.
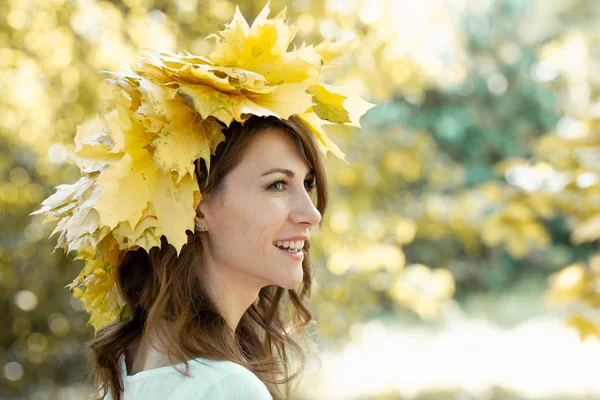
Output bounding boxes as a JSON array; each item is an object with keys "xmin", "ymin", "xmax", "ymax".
[{"xmin": 276, "ymin": 273, "xmax": 304, "ymax": 290}]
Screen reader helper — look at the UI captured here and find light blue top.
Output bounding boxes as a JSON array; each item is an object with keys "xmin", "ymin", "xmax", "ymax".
[{"xmin": 105, "ymin": 354, "xmax": 272, "ymax": 399}]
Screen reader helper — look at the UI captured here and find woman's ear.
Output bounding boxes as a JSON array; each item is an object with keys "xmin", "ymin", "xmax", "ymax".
[{"xmin": 195, "ymin": 200, "xmax": 209, "ymax": 232}]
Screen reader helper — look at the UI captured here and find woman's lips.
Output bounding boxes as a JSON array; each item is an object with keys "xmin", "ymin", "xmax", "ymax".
[{"xmin": 274, "ymin": 244, "xmax": 304, "ymax": 260}]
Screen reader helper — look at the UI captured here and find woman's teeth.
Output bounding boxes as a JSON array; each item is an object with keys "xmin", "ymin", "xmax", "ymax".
[{"xmin": 273, "ymin": 240, "xmax": 305, "ymax": 252}]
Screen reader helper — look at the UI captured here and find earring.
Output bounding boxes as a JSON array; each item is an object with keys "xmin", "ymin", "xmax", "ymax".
[{"xmin": 195, "ymin": 222, "xmax": 206, "ymax": 231}]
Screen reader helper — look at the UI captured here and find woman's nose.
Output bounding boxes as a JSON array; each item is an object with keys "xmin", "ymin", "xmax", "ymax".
[{"xmin": 290, "ymin": 191, "xmax": 322, "ymax": 227}]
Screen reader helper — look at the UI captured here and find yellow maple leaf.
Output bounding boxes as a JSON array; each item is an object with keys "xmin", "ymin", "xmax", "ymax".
[
  {"xmin": 314, "ymin": 37, "xmax": 353, "ymax": 66},
  {"xmin": 165, "ymin": 60, "xmax": 239, "ymax": 93},
  {"xmin": 133, "ymin": 114, "xmax": 166, "ymax": 134},
  {"xmin": 136, "ymin": 77, "xmax": 177, "ymax": 116},
  {"xmin": 205, "ymin": 6, "xmax": 250, "ymax": 67},
  {"xmin": 73, "ymin": 116, "xmax": 112, "ymax": 153},
  {"xmin": 111, "ymin": 203, "xmax": 161, "ymax": 252},
  {"xmin": 134, "ymin": 228, "xmax": 162, "ymax": 252},
  {"xmin": 31, "ymin": 175, "xmax": 105, "ymax": 258},
  {"xmin": 177, "ymin": 84, "xmax": 275, "ymax": 125},
  {"xmin": 103, "ymin": 94, "xmax": 155, "ymax": 153},
  {"xmin": 310, "ymin": 84, "xmax": 376, "ymax": 127},
  {"xmin": 31, "ymin": 176, "xmax": 95, "ymax": 222},
  {"xmin": 204, "ymin": 117, "xmax": 226, "ymax": 156},
  {"xmin": 208, "ymin": 3, "xmax": 321, "ymax": 85},
  {"xmin": 67, "ymin": 233, "xmax": 127, "ymax": 330},
  {"xmin": 69, "ymin": 227, "xmax": 112, "ymax": 260},
  {"xmin": 67, "ymin": 117, "xmax": 123, "ymax": 169},
  {"xmin": 246, "ymin": 45, "xmax": 321, "ymax": 85},
  {"xmin": 94, "ymin": 148, "xmax": 157, "ymax": 231},
  {"xmin": 151, "ymin": 100, "xmax": 218, "ymax": 181},
  {"xmin": 307, "ymin": 84, "xmax": 351, "ymax": 124},
  {"xmin": 247, "ymin": 83, "xmax": 313, "ymax": 119},
  {"xmin": 113, "ymin": 208, "xmax": 159, "ymax": 251},
  {"xmin": 152, "ymin": 171, "xmax": 200, "ymax": 254},
  {"xmin": 209, "ymin": 66, "xmax": 273, "ymax": 94},
  {"xmin": 62, "ymin": 205, "xmax": 101, "ymax": 248},
  {"xmin": 88, "ymin": 297, "xmax": 122, "ymax": 331},
  {"xmin": 296, "ymin": 112, "xmax": 347, "ymax": 161}
]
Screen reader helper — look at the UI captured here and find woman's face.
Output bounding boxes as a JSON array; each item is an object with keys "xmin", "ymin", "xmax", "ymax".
[{"xmin": 198, "ymin": 127, "xmax": 322, "ymax": 290}]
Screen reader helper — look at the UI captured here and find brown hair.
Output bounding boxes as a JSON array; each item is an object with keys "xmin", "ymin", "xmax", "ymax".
[{"xmin": 87, "ymin": 115, "xmax": 328, "ymax": 400}]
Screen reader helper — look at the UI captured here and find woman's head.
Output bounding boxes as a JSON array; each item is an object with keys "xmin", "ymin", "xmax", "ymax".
[
  {"xmin": 89, "ymin": 116, "xmax": 328, "ymax": 400},
  {"xmin": 196, "ymin": 117, "xmax": 324, "ymax": 299}
]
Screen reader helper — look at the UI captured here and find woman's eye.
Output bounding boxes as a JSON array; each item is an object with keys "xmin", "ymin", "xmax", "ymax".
[
  {"xmin": 304, "ymin": 180, "xmax": 315, "ymax": 192},
  {"xmin": 267, "ymin": 180, "xmax": 286, "ymax": 191},
  {"xmin": 267, "ymin": 179, "xmax": 315, "ymax": 193}
]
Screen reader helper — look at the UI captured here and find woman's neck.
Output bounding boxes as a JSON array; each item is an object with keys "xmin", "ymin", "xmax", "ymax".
[{"xmin": 125, "ymin": 333, "xmax": 172, "ymax": 375}]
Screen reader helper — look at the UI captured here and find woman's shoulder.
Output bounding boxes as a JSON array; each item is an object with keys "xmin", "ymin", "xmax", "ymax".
[
  {"xmin": 119, "ymin": 355, "xmax": 272, "ymax": 399},
  {"xmin": 185, "ymin": 357, "xmax": 261, "ymax": 382},
  {"xmin": 173, "ymin": 358, "xmax": 272, "ymax": 399}
]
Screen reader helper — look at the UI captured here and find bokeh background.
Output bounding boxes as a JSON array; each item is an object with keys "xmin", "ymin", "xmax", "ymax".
[{"xmin": 2, "ymin": 0, "xmax": 600, "ymax": 399}]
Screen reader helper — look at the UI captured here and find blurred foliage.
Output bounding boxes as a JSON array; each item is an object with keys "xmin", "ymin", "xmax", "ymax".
[{"xmin": 1, "ymin": 0, "xmax": 599, "ymax": 398}]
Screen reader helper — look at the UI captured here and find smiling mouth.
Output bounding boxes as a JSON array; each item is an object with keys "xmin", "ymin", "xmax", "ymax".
[
  {"xmin": 273, "ymin": 240, "xmax": 305, "ymax": 253},
  {"xmin": 274, "ymin": 245, "xmax": 302, "ymax": 253}
]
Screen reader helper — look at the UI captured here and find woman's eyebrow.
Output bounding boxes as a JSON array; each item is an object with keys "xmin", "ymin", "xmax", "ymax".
[{"xmin": 260, "ymin": 168, "xmax": 314, "ymax": 178}]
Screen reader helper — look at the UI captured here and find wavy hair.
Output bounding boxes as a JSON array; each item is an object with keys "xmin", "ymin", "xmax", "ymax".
[{"xmin": 87, "ymin": 116, "xmax": 328, "ymax": 400}]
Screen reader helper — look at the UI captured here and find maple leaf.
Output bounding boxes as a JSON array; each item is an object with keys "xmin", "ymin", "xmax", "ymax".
[
  {"xmin": 209, "ymin": 66, "xmax": 273, "ymax": 94},
  {"xmin": 151, "ymin": 100, "xmax": 219, "ymax": 181},
  {"xmin": 68, "ymin": 233, "xmax": 126, "ymax": 330},
  {"xmin": 205, "ymin": 6, "xmax": 250, "ymax": 67},
  {"xmin": 208, "ymin": 3, "xmax": 321, "ymax": 85},
  {"xmin": 114, "ymin": 213, "xmax": 160, "ymax": 251},
  {"xmin": 177, "ymin": 84, "xmax": 276, "ymax": 125},
  {"xmin": 31, "ymin": 176, "xmax": 104, "ymax": 257},
  {"xmin": 94, "ymin": 148, "xmax": 157, "ymax": 231},
  {"xmin": 247, "ymin": 83, "xmax": 313, "ymax": 119},
  {"xmin": 314, "ymin": 37, "xmax": 353, "ymax": 66},
  {"xmin": 152, "ymin": 171, "xmax": 201, "ymax": 254},
  {"xmin": 307, "ymin": 84, "xmax": 351, "ymax": 124},
  {"xmin": 69, "ymin": 118, "xmax": 122, "ymax": 169},
  {"xmin": 103, "ymin": 94, "xmax": 157, "ymax": 153},
  {"xmin": 296, "ymin": 112, "xmax": 347, "ymax": 161},
  {"xmin": 309, "ymin": 84, "xmax": 376, "ymax": 127}
]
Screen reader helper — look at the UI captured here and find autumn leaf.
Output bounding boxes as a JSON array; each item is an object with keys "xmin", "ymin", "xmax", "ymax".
[
  {"xmin": 309, "ymin": 84, "xmax": 376, "ymax": 127},
  {"xmin": 208, "ymin": 66, "xmax": 273, "ymax": 94},
  {"xmin": 94, "ymin": 148, "xmax": 157, "ymax": 231},
  {"xmin": 103, "ymin": 94, "xmax": 156, "ymax": 153},
  {"xmin": 296, "ymin": 112, "xmax": 347, "ymax": 161},
  {"xmin": 207, "ymin": 3, "xmax": 321, "ymax": 84},
  {"xmin": 204, "ymin": 117, "xmax": 226, "ymax": 155},
  {"xmin": 177, "ymin": 85, "xmax": 251, "ymax": 125},
  {"xmin": 151, "ymin": 100, "xmax": 217, "ymax": 181},
  {"xmin": 152, "ymin": 171, "xmax": 200, "ymax": 254},
  {"xmin": 307, "ymin": 84, "xmax": 351, "ymax": 124},
  {"xmin": 205, "ymin": 6, "xmax": 250, "ymax": 67},
  {"xmin": 314, "ymin": 37, "xmax": 353, "ymax": 66},
  {"xmin": 113, "ymin": 204, "xmax": 159, "ymax": 251},
  {"xmin": 247, "ymin": 83, "xmax": 313, "ymax": 119},
  {"xmin": 68, "ymin": 233, "xmax": 125, "ymax": 330},
  {"xmin": 31, "ymin": 176, "xmax": 95, "ymax": 222}
]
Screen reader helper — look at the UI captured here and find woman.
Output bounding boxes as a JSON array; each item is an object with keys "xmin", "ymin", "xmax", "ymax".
[
  {"xmin": 32, "ymin": 4, "xmax": 373, "ymax": 400},
  {"xmin": 97, "ymin": 115, "xmax": 327, "ymax": 399}
]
